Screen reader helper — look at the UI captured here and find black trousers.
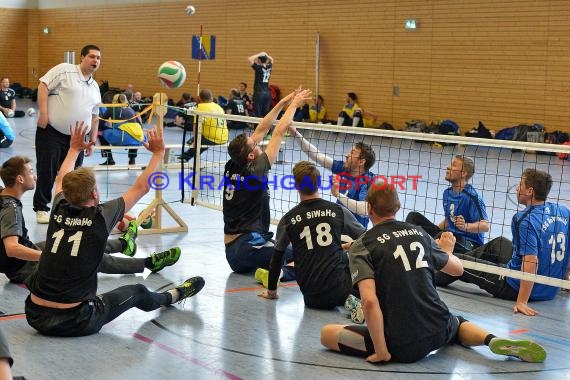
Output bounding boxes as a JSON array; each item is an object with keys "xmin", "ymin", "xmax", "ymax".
[
  {"xmin": 435, "ymin": 237, "xmax": 519, "ymax": 300},
  {"xmin": 25, "ymin": 284, "xmax": 170, "ymax": 337},
  {"xmin": 33, "ymin": 125, "xmax": 84, "ymax": 212},
  {"xmin": 253, "ymin": 91, "xmax": 271, "ymax": 118},
  {"xmin": 405, "ymin": 211, "xmax": 478, "ymax": 254}
]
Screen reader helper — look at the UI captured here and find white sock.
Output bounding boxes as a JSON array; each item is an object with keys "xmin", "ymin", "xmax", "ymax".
[
  {"xmin": 168, "ymin": 289, "xmax": 180, "ymax": 303},
  {"xmin": 337, "ymin": 117, "xmax": 344, "ymax": 126},
  {"xmin": 352, "ymin": 117, "xmax": 361, "ymax": 128}
]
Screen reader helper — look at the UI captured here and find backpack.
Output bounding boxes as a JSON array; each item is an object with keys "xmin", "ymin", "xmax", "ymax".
[
  {"xmin": 437, "ymin": 119, "xmax": 460, "ymax": 135},
  {"xmin": 465, "ymin": 121, "xmax": 493, "ymax": 139},
  {"xmin": 546, "ymin": 131, "xmax": 569, "ymax": 145},
  {"xmin": 494, "ymin": 126, "xmax": 516, "ymax": 140}
]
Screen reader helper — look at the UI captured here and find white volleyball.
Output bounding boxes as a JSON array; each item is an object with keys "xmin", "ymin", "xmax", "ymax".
[{"xmin": 186, "ymin": 5, "xmax": 196, "ymax": 15}]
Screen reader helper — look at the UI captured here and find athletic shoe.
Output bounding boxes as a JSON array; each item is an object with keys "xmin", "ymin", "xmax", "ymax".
[
  {"xmin": 36, "ymin": 211, "xmax": 49, "ymax": 224},
  {"xmin": 255, "ymin": 268, "xmax": 275, "ymax": 289},
  {"xmin": 489, "ymin": 338, "xmax": 547, "ymax": 363},
  {"xmin": 344, "ymin": 294, "xmax": 360, "ymax": 312},
  {"xmin": 99, "ymin": 159, "xmax": 116, "ymax": 166},
  {"xmin": 171, "ymin": 276, "xmax": 205, "ymax": 303},
  {"xmin": 149, "ymin": 247, "xmax": 181, "ymax": 273},
  {"xmin": 350, "ymin": 303, "xmax": 365, "ymax": 324},
  {"xmin": 119, "ymin": 221, "xmax": 138, "ymax": 257}
]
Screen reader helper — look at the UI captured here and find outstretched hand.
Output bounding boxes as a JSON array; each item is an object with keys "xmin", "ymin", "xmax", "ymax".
[
  {"xmin": 142, "ymin": 128, "xmax": 165, "ymax": 154},
  {"xmin": 279, "ymin": 86, "xmax": 301, "ymax": 108},
  {"xmin": 291, "ymin": 89, "xmax": 312, "ymax": 109},
  {"xmin": 331, "ymin": 175, "xmax": 340, "ymax": 197},
  {"xmin": 69, "ymin": 121, "xmax": 94, "ymax": 152}
]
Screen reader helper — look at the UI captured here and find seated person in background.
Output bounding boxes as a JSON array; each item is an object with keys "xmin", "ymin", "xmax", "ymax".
[
  {"xmin": 0, "ymin": 78, "xmax": 24, "ymax": 118},
  {"xmin": 226, "ymin": 88, "xmax": 249, "ymax": 130},
  {"xmin": 0, "ymin": 112, "xmax": 15, "ymax": 148},
  {"xmin": 99, "ymin": 93, "xmax": 143, "ymax": 166},
  {"xmin": 320, "ymin": 183, "xmax": 547, "ymax": 364},
  {"xmin": 337, "ymin": 92, "xmax": 362, "ymax": 127},
  {"xmin": 178, "ymin": 89, "xmax": 228, "ymax": 162},
  {"xmin": 436, "ymin": 168, "xmax": 570, "ymax": 317},
  {"xmin": 355, "ymin": 107, "xmax": 379, "ymax": 128},
  {"xmin": 291, "ymin": 129, "xmax": 376, "ymax": 228},
  {"xmin": 258, "ymin": 161, "xmax": 366, "ymax": 317},
  {"xmin": 167, "ymin": 93, "xmax": 196, "ymax": 129},
  {"xmin": 238, "ymin": 82, "xmax": 253, "ymax": 113},
  {"xmin": 0, "ymin": 155, "xmax": 180, "ymax": 284},
  {"xmin": 24, "ymin": 124, "xmax": 204, "ymax": 337},
  {"xmin": 131, "ymin": 91, "xmax": 151, "ymax": 123},
  {"xmin": 309, "ymin": 95, "xmax": 327, "ymax": 123},
  {"xmin": 406, "ymin": 155, "xmax": 489, "ymax": 254}
]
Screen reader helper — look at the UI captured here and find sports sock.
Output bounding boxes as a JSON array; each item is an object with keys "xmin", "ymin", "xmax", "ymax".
[
  {"xmin": 352, "ymin": 117, "xmax": 361, "ymax": 127},
  {"xmin": 337, "ymin": 117, "xmax": 344, "ymax": 126}
]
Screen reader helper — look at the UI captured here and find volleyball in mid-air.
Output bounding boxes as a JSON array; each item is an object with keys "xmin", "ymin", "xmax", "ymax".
[
  {"xmin": 186, "ymin": 5, "xmax": 196, "ymax": 15},
  {"xmin": 26, "ymin": 107, "xmax": 36, "ymax": 117},
  {"xmin": 157, "ymin": 61, "xmax": 186, "ymax": 89}
]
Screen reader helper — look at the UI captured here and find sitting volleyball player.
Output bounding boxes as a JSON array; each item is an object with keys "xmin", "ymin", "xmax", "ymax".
[
  {"xmin": 320, "ymin": 182, "xmax": 546, "ymax": 363},
  {"xmin": 223, "ymin": 88, "xmax": 312, "ymax": 273},
  {"xmin": 405, "ymin": 155, "xmax": 489, "ymax": 254},
  {"xmin": 0, "ymin": 156, "xmax": 179, "ymax": 284},
  {"xmin": 290, "ymin": 128, "xmax": 376, "ymax": 228},
  {"xmin": 436, "ymin": 168, "xmax": 570, "ymax": 316},
  {"xmin": 25, "ymin": 124, "xmax": 204, "ymax": 337},
  {"xmin": 258, "ymin": 161, "xmax": 366, "ymax": 321}
]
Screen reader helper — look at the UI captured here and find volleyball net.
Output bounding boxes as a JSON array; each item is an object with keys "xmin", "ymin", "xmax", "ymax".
[{"xmin": 183, "ymin": 109, "xmax": 570, "ymax": 291}]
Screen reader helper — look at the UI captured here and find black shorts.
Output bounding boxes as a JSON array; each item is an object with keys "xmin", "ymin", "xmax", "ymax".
[
  {"xmin": 304, "ymin": 274, "xmax": 353, "ymax": 310},
  {"xmin": 25, "ymin": 295, "xmax": 103, "ymax": 337},
  {"xmin": 341, "ymin": 314, "xmax": 460, "ymax": 363}
]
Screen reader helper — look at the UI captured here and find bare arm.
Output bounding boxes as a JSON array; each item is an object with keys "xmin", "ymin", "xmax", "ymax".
[
  {"xmin": 358, "ymin": 279, "xmax": 391, "ymax": 363},
  {"xmin": 248, "ymin": 52, "xmax": 266, "ymax": 65},
  {"xmin": 37, "ymin": 82, "xmax": 49, "ymax": 128},
  {"xmin": 250, "ymin": 89, "xmax": 297, "ymax": 142},
  {"xmin": 289, "ymin": 129, "xmax": 334, "ymax": 169},
  {"xmin": 454, "ymin": 216, "xmax": 490, "ymax": 233},
  {"xmin": 3, "ymin": 236, "xmax": 41, "ymax": 261},
  {"xmin": 513, "ymin": 255, "xmax": 538, "ymax": 316},
  {"xmin": 54, "ymin": 122, "xmax": 93, "ymax": 196},
  {"xmin": 332, "ymin": 178, "xmax": 367, "ymax": 216},
  {"xmin": 263, "ymin": 89, "xmax": 312, "ymax": 165},
  {"xmin": 122, "ymin": 129, "xmax": 165, "ymax": 212}
]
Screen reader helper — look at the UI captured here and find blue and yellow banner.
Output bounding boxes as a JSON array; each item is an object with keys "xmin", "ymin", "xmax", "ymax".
[{"xmin": 192, "ymin": 35, "xmax": 216, "ymax": 60}]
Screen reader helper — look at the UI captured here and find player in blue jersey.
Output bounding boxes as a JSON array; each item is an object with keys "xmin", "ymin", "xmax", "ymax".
[
  {"xmin": 291, "ymin": 130, "xmax": 376, "ymax": 228},
  {"xmin": 438, "ymin": 168, "xmax": 570, "ymax": 316},
  {"xmin": 406, "ymin": 155, "xmax": 489, "ymax": 253}
]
